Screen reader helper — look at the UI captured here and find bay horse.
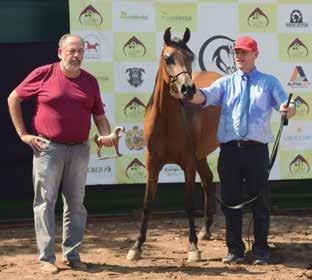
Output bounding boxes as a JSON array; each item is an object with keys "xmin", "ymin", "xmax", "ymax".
[{"xmin": 127, "ymin": 27, "xmax": 221, "ymax": 262}]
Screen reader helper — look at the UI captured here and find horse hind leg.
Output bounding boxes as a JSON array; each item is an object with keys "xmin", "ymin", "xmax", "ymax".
[
  {"xmin": 184, "ymin": 166, "xmax": 201, "ymax": 262},
  {"xmin": 197, "ymin": 158, "xmax": 214, "ymax": 240},
  {"xmin": 127, "ymin": 168, "xmax": 159, "ymax": 260}
]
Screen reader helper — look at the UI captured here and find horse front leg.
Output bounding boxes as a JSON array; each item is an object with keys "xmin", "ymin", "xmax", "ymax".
[
  {"xmin": 184, "ymin": 165, "xmax": 201, "ymax": 262},
  {"xmin": 197, "ymin": 159, "xmax": 214, "ymax": 240},
  {"xmin": 127, "ymin": 162, "xmax": 160, "ymax": 260}
]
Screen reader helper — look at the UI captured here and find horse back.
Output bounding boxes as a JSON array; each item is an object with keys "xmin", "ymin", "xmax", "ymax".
[{"xmin": 192, "ymin": 71, "xmax": 222, "ymax": 159}]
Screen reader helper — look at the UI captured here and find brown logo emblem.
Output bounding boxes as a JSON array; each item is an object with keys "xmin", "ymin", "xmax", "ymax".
[
  {"xmin": 287, "ymin": 38, "xmax": 309, "ymax": 58},
  {"xmin": 79, "ymin": 5, "xmax": 103, "ymax": 26},
  {"xmin": 289, "ymin": 154, "xmax": 310, "ymax": 175},
  {"xmin": 126, "ymin": 158, "xmax": 146, "ymax": 179},
  {"xmin": 123, "ymin": 36, "xmax": 146, "ymax": 57},
  {"xmin": 248, "ymin": 8, "xmax": 269, "ymax": 28}
]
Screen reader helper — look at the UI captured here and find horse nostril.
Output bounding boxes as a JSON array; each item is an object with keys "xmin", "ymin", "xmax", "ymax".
[
  {"xmin": 181, "ymin": 84, "xmax": 196, "ymax": 98},
  {"xmin": 191, "ymin": 84, "xmax": 196, "ymax": 95}
]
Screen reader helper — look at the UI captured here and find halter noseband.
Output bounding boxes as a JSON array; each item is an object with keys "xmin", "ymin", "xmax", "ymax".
[{"xmin": 168, "ymin": 71, "xmax": 192, "ymax": 96}]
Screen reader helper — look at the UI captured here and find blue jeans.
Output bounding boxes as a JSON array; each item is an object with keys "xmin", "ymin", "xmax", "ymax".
[
  {"xmin": 218, "ymin": 143, "xmax": 270, "ymax": 259},
  {"xmin": 33, "ymin": 140, "xmax": 90, "ymax": 264}
]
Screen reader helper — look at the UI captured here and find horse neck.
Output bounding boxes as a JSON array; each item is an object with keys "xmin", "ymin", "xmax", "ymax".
[{"xmin": 149, "ymin": 61, "xmax": 180, "ymax": 114}]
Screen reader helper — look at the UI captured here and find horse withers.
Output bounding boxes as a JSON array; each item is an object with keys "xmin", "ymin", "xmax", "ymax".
[{"xmin": 127, "ymin": 27, "xmax": 221, "ymax": 262}]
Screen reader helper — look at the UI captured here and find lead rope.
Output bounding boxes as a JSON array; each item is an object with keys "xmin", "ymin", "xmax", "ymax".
[{"xmin": 246, "ymin": 93, "xmax": 293, "ymax": 252}]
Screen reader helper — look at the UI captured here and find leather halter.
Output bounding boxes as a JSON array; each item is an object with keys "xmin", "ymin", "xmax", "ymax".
[
  {"xmin": 168, "ymin": 71, "xmax": 192, "ymax": 96},
  {"xmin": 161, "ymin": 48, "xmax": 192, "ymax": 97}
]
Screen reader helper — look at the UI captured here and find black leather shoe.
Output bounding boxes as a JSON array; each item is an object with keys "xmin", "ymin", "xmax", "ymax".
[{"xmin": 222, "ymin": 253, "xmax": 244, "ymax": 264}]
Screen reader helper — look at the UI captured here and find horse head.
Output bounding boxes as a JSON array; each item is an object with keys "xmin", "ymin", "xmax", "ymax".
[{"xmin": 161, "ymin": 27, "xmax": 196, "ymax": 101}]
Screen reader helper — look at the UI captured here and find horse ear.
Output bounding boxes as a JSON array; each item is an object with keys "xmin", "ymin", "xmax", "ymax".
[
  {"xmin": 183, "ymin": 27, "xmax": 191, "ymax": 44},
  {"xmin": 164, "ymin": 27, "xmax": 171, "ymax": 44}
]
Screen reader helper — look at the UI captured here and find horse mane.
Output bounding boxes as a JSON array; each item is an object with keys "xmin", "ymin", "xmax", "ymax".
[{"xmin": 145, "ymin": 69, "xmax": 159, "ymax": 112}]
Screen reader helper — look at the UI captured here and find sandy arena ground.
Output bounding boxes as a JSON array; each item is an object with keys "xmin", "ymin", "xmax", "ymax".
[{"xmin": 0, "ymin": 214, "xmax": 312, "ymax": 280}]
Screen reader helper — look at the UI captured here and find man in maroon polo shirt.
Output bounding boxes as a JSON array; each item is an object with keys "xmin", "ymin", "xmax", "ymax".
[{"xmin": 7, "ymin": 34, "xmax": 116, "ymax": 274}]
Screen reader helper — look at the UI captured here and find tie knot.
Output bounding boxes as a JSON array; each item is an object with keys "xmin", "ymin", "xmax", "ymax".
[{"xmin": 242, "ymin": 74, "xmax": 250, "ymax": 81}]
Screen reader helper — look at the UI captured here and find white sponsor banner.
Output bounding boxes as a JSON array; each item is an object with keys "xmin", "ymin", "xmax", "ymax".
[
  {"xmin": 112, "ymin": 1, "xmax": 156, "ymax": 32},
  {"xmin": 114, "ymin": 63, "xmax": 157, "ymax": 93}
]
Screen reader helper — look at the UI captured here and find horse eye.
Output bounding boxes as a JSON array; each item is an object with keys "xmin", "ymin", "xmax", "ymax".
[{"xmin": 164, "ymin": 55, "xmax": 175, "ymax": 65}]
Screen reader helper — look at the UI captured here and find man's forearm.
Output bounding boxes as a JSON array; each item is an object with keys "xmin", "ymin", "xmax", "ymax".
[
  {"xmin": 93, "ymin": 114, "xmax": 111, "ymax": 136},
  {"xmin": 7, "ymin": 90, "xmax": 28, "ymax": 138}
]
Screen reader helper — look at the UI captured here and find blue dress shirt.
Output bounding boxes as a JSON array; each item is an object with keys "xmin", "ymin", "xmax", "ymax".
[{"xmin": 200, "ymin": 68, "xmax": 288, "ymax": 144}]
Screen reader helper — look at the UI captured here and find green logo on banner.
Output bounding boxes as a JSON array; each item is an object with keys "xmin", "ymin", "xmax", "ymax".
[
  {"xmin": 69, "ymin": 0, "xmax": 112, "ymax": 31},
  {"xmin": 120, "ymin": 11, "xmax": 149, "ymax": 21},
  {"xmin": 114, "ymin": 33, "xmax": 156, "ymax": 62},
  {"xmin": 115, "ymin": 94, "xmax": 149, "ymax": 123},
  {"xmin": 239, "ymin": 4, "xmax": 276, "ymax": 33},
  {"xmin": 82, "ymin": 62, "xmax": 114, "ymax": 93},
  {"xmin": 280, "ymin": 151, "xmax": 312, "ymax": 179},
  {"xmin": 279, "ymin": 34, "xmax": 312, "ymax": 62},
  {"xmin": 156, "ymin": 3, "xmax": 197, "ymax": 32},
  {"xmin": 293, "ymin": 95, "xmax": 312, "ymax": 121},
  {"xmin": 116, "ymin": 155, "xmax": 146, "ymax": 183}
]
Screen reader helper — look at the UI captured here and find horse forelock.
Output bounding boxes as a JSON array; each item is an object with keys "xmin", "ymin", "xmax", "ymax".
[{"xmin": 165, "ymin": 40, "xmax": 194, "ymax": 61}]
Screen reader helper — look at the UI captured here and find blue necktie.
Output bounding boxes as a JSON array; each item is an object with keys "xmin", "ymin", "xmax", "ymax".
[{"xmin": 238, "ymin": 74, "xmax": 250, "ymax": 137}]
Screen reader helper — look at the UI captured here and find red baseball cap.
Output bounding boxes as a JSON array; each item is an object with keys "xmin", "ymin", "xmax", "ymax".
[{"xmin": 234, "ymin": 36, "xmax": 258, "ymax": 52}]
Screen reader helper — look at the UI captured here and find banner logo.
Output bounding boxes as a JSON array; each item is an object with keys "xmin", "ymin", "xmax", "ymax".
[
  {"xmin": 123, "ymin": 36, "xmax": 146, "ymax": 57},
  {"xmin": 79, "ymin": 5, "xmax": 103, "ymax": 26},
  {"xmin": 125, "ymin": 67, "xmax": 145, "ymax": 87},
  {"xmin": 163, "ymin": 165, "xmax": 183, "ymax": 177},
  {"xmin": 120, "ymin": 11, "xmax": 148, "ymax": 21},
  {"xmin": 289, "ymin": 154, "xmax": 310, "ymax": 176},
  {"xmin": 288, "ymin": 66, "xmax": 311, "ymax": 88},
  {"xmin": 125, "ymin": 126, "xmax": 144, "ymax": 151},
  {"xmin": 126, "ymin": 158, "xmax": 146, "ymax": 180},
  {"xmin": 286, "ymin": 10, "xmax": 308, "ymax": 28},
  {"xmin": 83, "ymin": 35, "xmax": 101, "ymax": 59},
  {"xmin": 198, "ymin": 35, "xmax": 235, "ymax": 74},
  {"xmin": 248, "ymin": 8, "xmax": 269, "ymax": 28},
  {"xmin": 123, "ymin": 97, "xmax": 146, "ymax": 120},
  {"xmin": 287, "ymin": 38, "xmax": 309, "ymax": 58},
  {"xmin": 294, "ymin": 96, "xmax": 310, "ymax": 116},
  {"xmin": 160, "ymin": 11, "xmax": 192, "ymax": 23}
]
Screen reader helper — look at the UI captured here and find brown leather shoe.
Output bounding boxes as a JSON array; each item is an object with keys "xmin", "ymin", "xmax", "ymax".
[
  {"xmin": 64, "ymin": 259, "xmax": 87, "ymax": 271},
  {"xmin": 40, "ymin": 262, "xmax": 58, "ymax": 274}
]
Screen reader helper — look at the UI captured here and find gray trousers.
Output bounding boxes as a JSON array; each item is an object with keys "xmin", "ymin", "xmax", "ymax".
[{"xmin": 33, "ymin": 140, "xmax": 90, "ymax": 264}]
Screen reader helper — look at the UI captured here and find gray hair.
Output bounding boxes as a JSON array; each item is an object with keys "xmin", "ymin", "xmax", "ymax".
[{"xmin": 58, "ymin": 34, "xmax": 84, "ymax": 48}]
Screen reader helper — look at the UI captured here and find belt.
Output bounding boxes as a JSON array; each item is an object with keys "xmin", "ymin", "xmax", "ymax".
[
  {"xmin": 39, "ymin": 135, "xmax": 83, "ymax": 146},
  {"xmin": 220, "ymin": 140, "xmax": 265, "ymax": 148}
]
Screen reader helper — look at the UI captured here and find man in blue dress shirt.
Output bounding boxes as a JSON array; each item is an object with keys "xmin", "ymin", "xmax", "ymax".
[{"xmin": 190, "ymin": 36, "xmax": 296, "ymax": 264}]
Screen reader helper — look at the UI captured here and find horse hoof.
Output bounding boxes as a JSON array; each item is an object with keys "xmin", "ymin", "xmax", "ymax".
[
  {"xmin": 187, "ymin": 250, "xmax": 201, "ymax": 262},
  {"xmin": 127, "ymin": 249, "xmax": 142, "ymax": 260},
  {"xmin": 198, "ymin": 230, "xmax": 211, "ymax": 240}
]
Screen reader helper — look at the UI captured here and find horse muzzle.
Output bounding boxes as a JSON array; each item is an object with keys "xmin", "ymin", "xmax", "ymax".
[{"xmin": 181, "ymin": 84, "xmax": 196, "ymax": 100}]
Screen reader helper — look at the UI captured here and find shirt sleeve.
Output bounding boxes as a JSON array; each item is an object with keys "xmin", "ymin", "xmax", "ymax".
[
  {"xmin": 15, "ymin": 67, "xmax": 46, "ymax": 99},
  {"xmin": 199, "ymin": 77, "xmax": 225, "ymax": 107},
  {"xmin": 91, "ymin": 77, "xmax": 105, "ymax": 115},
  {"xmin": 270, "ymin": 76, "xmax": 288, "ymax": 111}
]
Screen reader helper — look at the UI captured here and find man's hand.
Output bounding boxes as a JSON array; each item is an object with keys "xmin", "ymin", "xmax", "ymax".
[
  {"xmin": 280, "ymin": 102, "xmax": 296, "ymax": 119},
  {"xmin": 20, "ymin": 134, "xmax": 47, "ymax": 152},
  {"xmin": 97, "ymin": 133, "xmax": 118, "ymax": 147}
]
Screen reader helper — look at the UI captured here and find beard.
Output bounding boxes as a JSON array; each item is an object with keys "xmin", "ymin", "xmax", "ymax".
[{"xmin": 62, "ymin": 59, "xmax": 81, "ymax": 73}]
